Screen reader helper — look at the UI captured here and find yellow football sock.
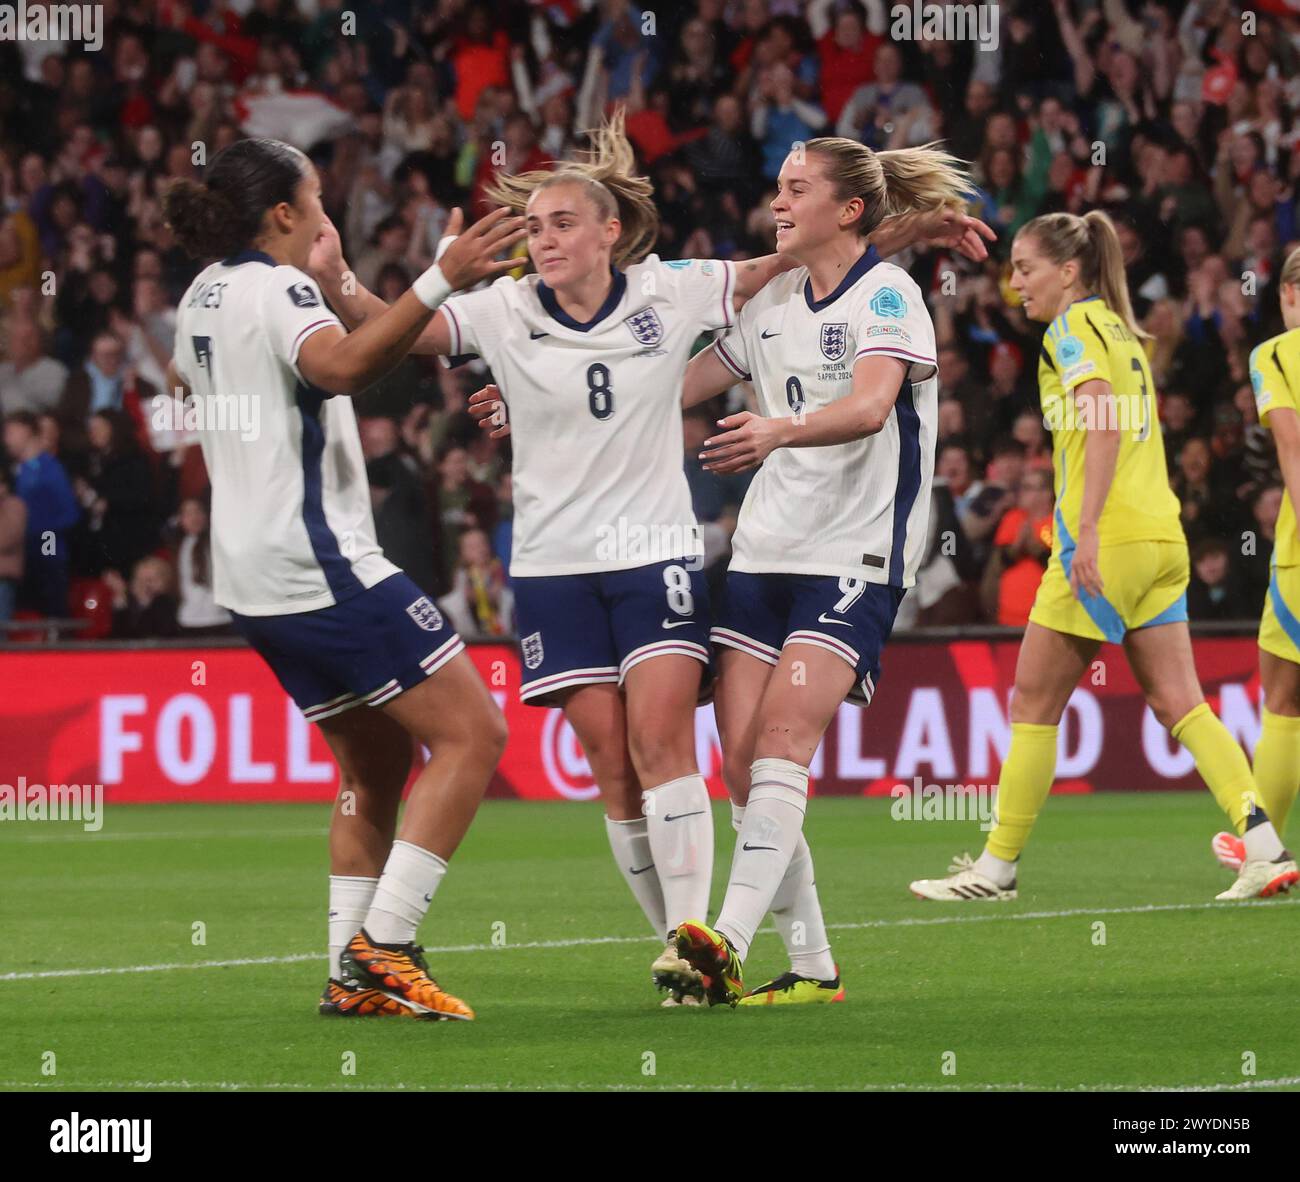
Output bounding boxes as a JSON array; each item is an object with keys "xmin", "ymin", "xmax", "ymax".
[
  {"xmin": 986, "ymin": 722, "xmax": 1058, "ymax": 862},
  {"xmin": 1171, "ymin": 703, "xmax": 1259, "ymax": 834},
  {"xmin": 1253, "ymin": 708, "xmax": 1300, "ymax": 838}
]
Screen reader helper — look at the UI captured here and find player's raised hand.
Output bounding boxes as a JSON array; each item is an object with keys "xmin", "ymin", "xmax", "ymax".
[
  {"xmin": 307, "ymin": 214, "xmax": 346, "ymax": 285},
  {"xmin": 917, "ymin": 207, "xmax": 997, "ymax": 261},
  {"xmin": 468, "ymin": 383, "xmax": 510, "ymax": 439},
  {"xmin": 437, "ymin": 207, "xmax": 528, "ymax": 291},
  {"xmin": 700, "ymin": 411, "xmax": 786, "ymax": 474}
]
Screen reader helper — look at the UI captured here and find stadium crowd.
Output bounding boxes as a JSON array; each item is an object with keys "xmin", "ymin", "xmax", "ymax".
[{"xmin": 0, "ymin": 0, "xmax": 1296, "ymax": 640}]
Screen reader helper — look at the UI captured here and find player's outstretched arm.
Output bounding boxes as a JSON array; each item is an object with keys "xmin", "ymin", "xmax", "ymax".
[
  {"xmin": 731, "ymin": 253, "xmax": 800, "ymax": 309},
  {"xmin": 306, "ymin": 215, "xmax": 392, "ymax": 330},
  {"xmin": 298, "ymin": 208, "xmax": 524, "ymax": 396},
  {"xmin": 870, "ymin": 207, "xmax": 996, "ymax": 262},
  {"xmin": 307, "ymin": 213, "xmax": 469, "ymax": 358},
  {"xmin": 699, "ymin": 354, "xmax": 907, "ymax": 474},
  {"xmin": 682, "ymin": 345, "xmax": 741, "ymax": 408}
]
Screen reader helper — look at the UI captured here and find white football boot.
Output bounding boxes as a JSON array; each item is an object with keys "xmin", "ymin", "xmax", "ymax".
[
  {"xmin": 910, "ymin": 852, "xmax": 1018, "ymax": 901},
  {"xmin": 1215, "ymin": 855, "xmax": 1299, "ymax": 901}
]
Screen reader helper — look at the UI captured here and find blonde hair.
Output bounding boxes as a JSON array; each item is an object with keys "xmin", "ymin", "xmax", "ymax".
[
  {"xmin": 484, "ymin": 107, "xmax": 658, "ymax": 267},
  {"xmin": 1281, "ymin": 245, "xmax": 1300, "ymax": 288},
  {"xmin": 803, "ymin": 138, "xmax": 974, "ymax": 236},
  {"xmin": 1018, "ymin": 210, "xmax": 1150, "ymax": 339}
]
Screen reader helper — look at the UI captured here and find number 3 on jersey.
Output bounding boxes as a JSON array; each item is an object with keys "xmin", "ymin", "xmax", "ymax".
[{"xmin": 587, "ymin": 363, "xmax": 614, "ymax": 421}]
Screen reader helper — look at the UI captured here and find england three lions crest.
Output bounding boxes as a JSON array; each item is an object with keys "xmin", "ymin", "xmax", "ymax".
[
  {"xmin": 820, "ymin": 322, "xmax": 848, "ymax": 361},
  {"xmin": 521, "ymin": 631, "xmax": 545, "ymax": 670},
  {"xmin": 405, "ymin": 596, "xmax": 444, "ymax": 632},
  {"xmin": 625, "ymin": 306, "xmax": 664, "ymax": 346}
]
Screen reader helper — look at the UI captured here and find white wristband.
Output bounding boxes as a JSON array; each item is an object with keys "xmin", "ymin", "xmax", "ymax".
[
  {"xmin": 413, "ymin": 263, "xmax": 452, "ymax": 310},
  {"xmin": 435, "ymin": 234, "xmax": 457, "ymax": 262}
]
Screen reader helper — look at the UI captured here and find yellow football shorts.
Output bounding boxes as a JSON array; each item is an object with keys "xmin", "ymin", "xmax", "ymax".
[
  {"xmin": 1028, "ymin": 539, "xmax": 1189, "ymax": 644},
  {"xmin": 1260, "ymin": 562, "xmax": 1300, "ymax": 664}
]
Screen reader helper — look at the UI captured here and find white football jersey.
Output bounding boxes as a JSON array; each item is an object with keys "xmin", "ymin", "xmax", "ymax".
[
  {"xmin": 442, "ymin": 256, "xmax": 735, "ymax": 576},
  {"xmin": 713, "ymin": 248, "xmax": 938, "ymax": 586},
  {"xmin": 172, "ymin": 250, "xmax": 398, "ymax": 616}
]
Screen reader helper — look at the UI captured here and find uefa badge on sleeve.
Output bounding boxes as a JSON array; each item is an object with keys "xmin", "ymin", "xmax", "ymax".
[
  {"xmin": 521, "ymin": 631, "xmax": 545, "ymax": 671},
  {"xmin": 820, "ymin": 322, "xmax": 848, "ymax": 361},
  {"xmin": 405, "ymin": 596, "xmax": 445, "ymax": 632},
  {"xmin": 869, "ymin": 286, "xmax": 907, "ymax": 319}
]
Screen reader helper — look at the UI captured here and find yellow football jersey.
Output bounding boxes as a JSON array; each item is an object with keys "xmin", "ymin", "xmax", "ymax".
[
  {"xmin": 1038, "ymin": 295, "xmax": 1184, "ymax": 549},
  {"xmin": 1248, "ymin": 329, "xmax": 1300, "ymax": 568}
]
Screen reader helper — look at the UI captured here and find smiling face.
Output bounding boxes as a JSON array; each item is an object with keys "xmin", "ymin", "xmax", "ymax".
[
  {"xmin": 771, "ymin": 150, "xmax": 862, "ymax": 258},
  {"xmin": 1009, "ymin": 230, "xmax": 1076, "ymax": 322},
  {"xmin": 525, "ymin": 180, "xmax": 619, "ymax": 291}
]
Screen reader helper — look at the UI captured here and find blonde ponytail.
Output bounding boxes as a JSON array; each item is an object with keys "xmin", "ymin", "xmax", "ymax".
[
  {"xmin": 804, "ymin": 137, "xmax": 974, "ymax": 237},
  {"xmin": 875, "ymin": 143, "xmax": 975, "ymax": 216},
  {"xmin": 484, "ymin": 107, "xmax": 659, "ymax": 267},
  {"xmin": 1019, "ymin": 210, "xmax": 1150, "ymax": 339},
  {"xmin": 1083, "ymin": 210, "xmax": 1148, "ymax": 340}
]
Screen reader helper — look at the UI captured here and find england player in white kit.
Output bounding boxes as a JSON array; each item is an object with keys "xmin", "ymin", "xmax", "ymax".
[
  {"xmin": 670, "ymin": 137, "xmax": 983, "ymax": 1006},
  {"xmin": 163, "ymin": 137, "xmax": 526, "ymax": 1021},
  {"xmin": 311, "ymin": 114, "xmax": 799, "ymax": 1005}
]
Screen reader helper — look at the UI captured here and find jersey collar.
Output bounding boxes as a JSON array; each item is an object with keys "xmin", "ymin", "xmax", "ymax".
[
  {"xmin": 221, "ymin": 249, "xmax": 277, "ymax": 267},
  {"xmin": 804, "ymin": 245, "xmax": 881, "ymax": 312},
  {"xmin": 537, "ymin": 266, "xmax": 627, "ymax": 331}
]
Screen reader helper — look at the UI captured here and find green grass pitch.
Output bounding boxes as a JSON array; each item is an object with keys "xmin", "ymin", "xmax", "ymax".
[{"xmin": 1, "ymin": 794, "xmax": 1296, "ymax": 1092}]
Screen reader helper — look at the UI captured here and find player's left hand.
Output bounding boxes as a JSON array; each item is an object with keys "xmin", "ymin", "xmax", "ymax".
[
  {"xmin": 700, "ymin": 411, "xmax": 786, "ymax": 474},
  {"xmin": 1069, "ymin": 526, "xmax": 1104, "ymax": 600},
  {"xmin": 307, "ymin": 214, "xmax": 346, "ymax": 286},
  {"xmin": 468, "ymin": 383, "xmax": 510, "ymax": 438},
  {"xmin": 917, "ymin": 207, "xmax": 996, "ymax": 261}
]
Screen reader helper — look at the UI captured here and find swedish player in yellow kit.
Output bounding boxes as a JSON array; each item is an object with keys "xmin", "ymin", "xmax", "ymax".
[
  {"xmin": 1211, "ymin": 245, "xmax": 1300, "ymax": 872},
  {"xmin": 910, "ymin": 210, "xmax": 1298, "ymax": 902}
]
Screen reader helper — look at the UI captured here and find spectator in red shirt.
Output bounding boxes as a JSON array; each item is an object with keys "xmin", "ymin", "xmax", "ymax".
[
  {"xmin": 815, "ymin": 3, "xmax": 881, "ymax": 125},
  {"xmin": 991, "ymin": 468, "xmax": 1055, "ymax": 627},
  {"xmin": 451, "ymin": 6, "xmax": 511, "ymax": 123}
]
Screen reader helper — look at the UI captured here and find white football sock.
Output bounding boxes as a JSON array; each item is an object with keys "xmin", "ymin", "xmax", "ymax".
[
  {"xmin": 1242, "ymin": 818, "xmax": 1286, "ymax": 862},
  {"xmin": 605, "ymin": 815, "xmax": 668, "ymax": 937},
  {"xmin": 715, "ymin": 758, "xmax": 808, "ymax": 962},
  {"xmin": 329, "ymin": 874, "xmax": 378, "ymax": 981},
  {"xmin": 973, "ymin": 847, "xmax": 1017, "ymax": 887},
  {"xmin": 732, "ymin": 802, "xmax": 835, "ymax": 980},
  {"xmin": 770, "ymin": 836, "xmax": 836, "ymax": 980},
  {"xmin": 733, "ymin": 801, "xmax": 832, "ymax": 977},
  {"xmin": 364, "ymin": 840, "xmax": 448, "ymax": 945},
  {"xmin": 643, "ymin": 774, "xmax": 713, "ymax": 933}
]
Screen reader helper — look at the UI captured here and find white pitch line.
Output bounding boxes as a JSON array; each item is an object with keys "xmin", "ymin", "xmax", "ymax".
[
  {"xmin": 0, "ymin": 1077, "xmax": 1296, "ymax": 1092},
  {"xmin": 1, "ymin": 896, "xmax": 1296, "ymax": 983}
]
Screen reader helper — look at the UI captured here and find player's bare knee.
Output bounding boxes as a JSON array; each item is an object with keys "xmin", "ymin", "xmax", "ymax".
[
  {"xmin": 474, "ymin": 698, "xmax": 509, "ymax": 761},
  {"xmin": 753, "ymin": 722, "xmax": 807, "ymax": 765},
  {"xmin": 627, "ymin": 726, "xmax": 692, "ymax": 784}
]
